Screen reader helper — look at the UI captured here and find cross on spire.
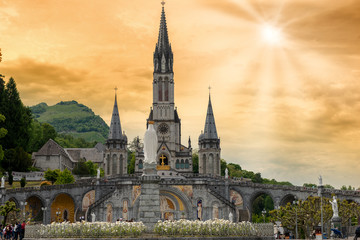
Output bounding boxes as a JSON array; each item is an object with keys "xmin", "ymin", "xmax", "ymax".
[
  {"xmin": 208, "ymin": 85, "xmax": 211, "ymax": 95},
  {"xmin": 114, "ymin": 86, "xmax": 118, "ymax": 94},
  {"xmin": 161, "ymin": 0, "xmax": 165, "ymax": 7}
]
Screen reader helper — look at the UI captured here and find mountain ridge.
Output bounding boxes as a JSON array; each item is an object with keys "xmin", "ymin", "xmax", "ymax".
[{"xmin": 30, "ymin": 100, "xmax": 109, "ymax": 143}]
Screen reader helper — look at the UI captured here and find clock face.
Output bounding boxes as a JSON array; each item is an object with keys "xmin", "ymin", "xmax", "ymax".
[{"xmin": 158, "ymin": 123, "xmax": 169, "ymax": 135}]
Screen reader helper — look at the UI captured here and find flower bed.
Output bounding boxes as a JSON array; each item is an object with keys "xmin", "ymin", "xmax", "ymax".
[
  {"xmin": 37, "ymin": 221, "xmax": 146, "ymax": 238},
  {"xmin": 154, "ymin": 219, "xmax": 271, "ymax": 236}
]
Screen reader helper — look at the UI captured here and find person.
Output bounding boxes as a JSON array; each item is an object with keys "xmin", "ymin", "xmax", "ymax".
[
  {"xmin": 13, "ymin": 222, "xmax": 19, "ymax": 240},
  {"xmin": 354, "ymin": 226, "xmax": 360, "ymax": 240},
  {"xmin": 19, "ymin": 221, "xmax": 25, "ymax": 240}
]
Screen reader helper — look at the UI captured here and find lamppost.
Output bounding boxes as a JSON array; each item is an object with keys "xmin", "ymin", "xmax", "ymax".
[
  {"xmin": 20, "ymin": 201, "xmax": 27, "ymax": 220},
  {"xmin": 262, "ymin": 209, "xmax": 267, "ymax": 223},
  {"xmin": 318, "ymin": 175, "xmax": 324, "ymax": 239},
  {"xmin": 293, "ymin": 199, "xmax": 299, "ymax": 239},
  {"xmin": 41, "ymin": 207, "xmax": 47, "ymax": 224}
]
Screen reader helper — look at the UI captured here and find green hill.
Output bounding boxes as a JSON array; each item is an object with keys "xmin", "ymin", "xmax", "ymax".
[{"xmin": 30, "ymin": 101, "xmax": 109, "ymax": 143}]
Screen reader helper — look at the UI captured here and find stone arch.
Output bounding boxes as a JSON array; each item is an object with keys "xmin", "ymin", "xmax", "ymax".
[
  {"xmin": 175, "ymin": 159, "xmax": 180, "ymax": 169},
  {"xmin": 138, "ymin": 159, "xmax": 143, "ymax": 169},
  {"xmin": 159, "ymin": 186, "xmax": 193, "ymax": 220},
  {"xmin": 249, "ymin": 190, "xmax": 275, "ymax": 222},
  {"xmin": 280, "ymin": 194, "xmax": 297, "ymax": 206},
  {"xmin": 185, "ymin": 159, "xmax": 189, "ymax": 169},
  {"xmin": 112, "ymin": 154, "xmax": 117, "ymax": 175},
  {"xmin": 50, "ymin": 192, "xmax": 75, "ymax": 223},
  {"xmin": 8, "ymin": 197, "xmax": 20, "ymax": 208},
  {"xmin": 81, "ymin": 190, "xmax": 95, "ymax": 221},
  {"xmin": 25, "ymin": 195, "xmax": 45, "ymax": 222}
]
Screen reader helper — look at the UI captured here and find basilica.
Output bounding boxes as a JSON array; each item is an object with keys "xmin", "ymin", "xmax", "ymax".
[
  {"xmin": 7, "ymin": 3, "xmax": 358, "ymax": 225},
  {"xmin": 34, "ymin": 2, "xmax": 221, "ymax": 180}
]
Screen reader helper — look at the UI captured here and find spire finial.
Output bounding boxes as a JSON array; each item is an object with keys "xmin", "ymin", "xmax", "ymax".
[
  {"xmin": 208, "ymin": 85, "xmax": 211, "ymax": 95},
  {"xmin": 114, "ymin": 86, "xmax": 118, "ymax": 95},
  {"xmin": 0, "ymin": 48, "xmax": 2, "ymax": 63},
  {"xmin": 161, "ymin": 0, "xmax": 165, "ymax": 7}
]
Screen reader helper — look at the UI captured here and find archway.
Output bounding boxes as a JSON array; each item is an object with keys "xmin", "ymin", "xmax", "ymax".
[
  {"xmin": 251, "ymin": 192, "xmax": 274, "ymax": 223},
  {"xmin": 51, "ymin": 193, "xmax": 75, "ymax": 223},
  {"xmin": 25, "ymin": 195, "xmax": 44, "ymax": 223},
  {"xmin": 280, "ymin": 194, "xmax": 297, "ymax": 206},
  {"xmin": 79, "ymin": 190, "xmax": 95, "ymax": 221},
  {"xmin": 230, "ymin": 189, "xmax": 246, "ymax": 222},
  {"xmin": 7, "ymin": 198, "xmax": 19, "ymax": 224}
]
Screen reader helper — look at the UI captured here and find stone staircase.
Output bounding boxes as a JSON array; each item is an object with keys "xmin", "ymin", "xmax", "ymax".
[
  {"xmin": 87, "ymin": 189, "xmax": 115, "ymax": 216},
  {"xmin": 208, "ymin": 187, "xmax": 236, "ymax": 210}
]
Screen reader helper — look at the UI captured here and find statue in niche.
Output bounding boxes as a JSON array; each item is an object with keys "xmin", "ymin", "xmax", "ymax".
[
  {"xmin": 91, "ymin": 212, "xmax": 96, "ymax": 222},
  {"xmin": 197, "ymin": 200, "xmax": 202, "ymax": 220}
]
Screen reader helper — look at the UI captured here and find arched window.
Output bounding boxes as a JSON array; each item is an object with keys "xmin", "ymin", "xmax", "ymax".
[
  {"xmin": 112, "ymin": 155, "xmax": 117, "ymax": 175},
  {"xmin": 202, "ymin": 154, "xmax": 206, "ymax": 174},
  {"xmin": 185, "ymin": 159, "xmax": 189, "ymax": 169},
  {"xmin": 139, "ymin": 160, "xmax": 143, "ymax": 169},
  {"xmin": 180, "ymin": 159, "xmax": 184, "ymax": 169},
  {"xmin": 158, "ymin": 78, "xmax": 163, "ymax": 101},
  {"xmin": 175, "ymin": 159, "xmax": 180, "ymax": 169},
  {"xmin": 119, "ymin": 154, "xmax": 123, "ymax": 175},
  {"xmin": 164, "ymin": 80, "xmax": 169, "ymax": 101},
  {"xmin": 106, "ymin": 155, "xmax": 110, "ymax": 175}
]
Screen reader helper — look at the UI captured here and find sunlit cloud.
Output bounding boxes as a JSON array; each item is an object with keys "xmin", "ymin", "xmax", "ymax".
[{"xmin": 0, "ymin": 0, "xmax": 359, "ymax": 188}]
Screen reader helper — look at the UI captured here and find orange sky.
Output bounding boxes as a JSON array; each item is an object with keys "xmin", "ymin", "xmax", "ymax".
[{"xmin": 1, "ymin": 0, "xmax": 360, "ymax": 188}]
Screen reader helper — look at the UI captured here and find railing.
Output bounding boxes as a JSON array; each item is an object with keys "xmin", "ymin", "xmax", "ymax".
[{"xmin": 208, "ymin": 187, "xmax": 236, "ymax": 210}]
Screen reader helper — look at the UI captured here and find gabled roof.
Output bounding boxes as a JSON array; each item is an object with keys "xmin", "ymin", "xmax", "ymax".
[{"xmin": 34, "ymin": 139, "xmax": 68, "ymax": 157}]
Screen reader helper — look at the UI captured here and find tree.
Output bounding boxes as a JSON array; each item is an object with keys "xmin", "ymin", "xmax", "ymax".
[
  {"xmin": 20, "ymin": 177, "xmax": 26, "ymax": 187},
  {"xmin": 2, "ymin": 146, "xmax": 32, "ymax": 172},
  {"xmin": 220, "ymin": 159, "xmax": 227, "ymax": 176},
  {"xmin": 8, "ymin": 171, "xmax": 13, "ymax": 186},
  {"xmin": 28, "ymin": 120, "xmax": 57, "ymax": 152},
  {"xmin": 44, "ymin": 169, "xmax": 60, "ymax": 184},
  {"xmin": 192, "ymin": 153, "xmax": 198, "ymax": 173},
  {"xmin": 0, "ymin": 201, "xmax": 20, "ymax": 225},
  {"xmin": 0, "ymin": 77, "xmax": 32, "ymax": 151},
  {"xmin": 127, "ymin": 152, "xmax": 135, "ymax": 174},
  {"xmin": 0, "ymin": 114, "xmax": 7, "ymax": 164},
  {"xmin": 269, "ymin": 196, "xmax": 360, "ymax": 238},
  {"xmin": 55, "ymin": 168, "xmax": 75, "ymax": 185},
  {"xmin": 303, "ymin": 183, "xmax": 317, "ymax": 188}
]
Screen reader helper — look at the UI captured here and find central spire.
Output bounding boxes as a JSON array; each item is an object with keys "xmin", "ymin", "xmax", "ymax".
[{"xmin": 153, "ymin": 1, "xmax": 173, "ymax": 73}]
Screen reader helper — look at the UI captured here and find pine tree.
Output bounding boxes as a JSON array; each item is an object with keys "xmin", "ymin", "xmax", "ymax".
[{"xmin": 0, "ymin": 77, "xmax": 32, "ymax": 150}]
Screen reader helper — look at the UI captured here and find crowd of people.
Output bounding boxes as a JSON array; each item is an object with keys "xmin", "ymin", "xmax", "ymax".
[{"xmin": 0, "ymin": 221, "xmax": 25, "ymax": 240}]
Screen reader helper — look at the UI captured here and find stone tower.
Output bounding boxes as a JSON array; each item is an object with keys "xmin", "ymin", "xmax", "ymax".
[
  {"xmin": 105, "ymin": 92, "xmax": 128, "ymax": 176},
  {"xmin": 198, "ymin": 93, "xmax": 221, "ymax": 176},
  {"xmin": 137, "ymin": 3, "xmax": 192, "ymax": 174}
]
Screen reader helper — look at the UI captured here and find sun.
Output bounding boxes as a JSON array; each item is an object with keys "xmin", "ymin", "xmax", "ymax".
[{"xmin": 260, "ymin": 24, "xmax": 282, "ymax": 46}]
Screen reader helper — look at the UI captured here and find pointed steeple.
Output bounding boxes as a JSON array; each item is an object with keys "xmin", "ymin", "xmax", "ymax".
[
  {"xmin": 203, "ymin": 94, "xmax": 218, "ymax": 139},
  {"xmin": 153, "ymin": 2, "xmax": 173, "ymax": 73},
  {"xmin": 108, "ymin": 92, "xmax": 123, "ymax": 140}
]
